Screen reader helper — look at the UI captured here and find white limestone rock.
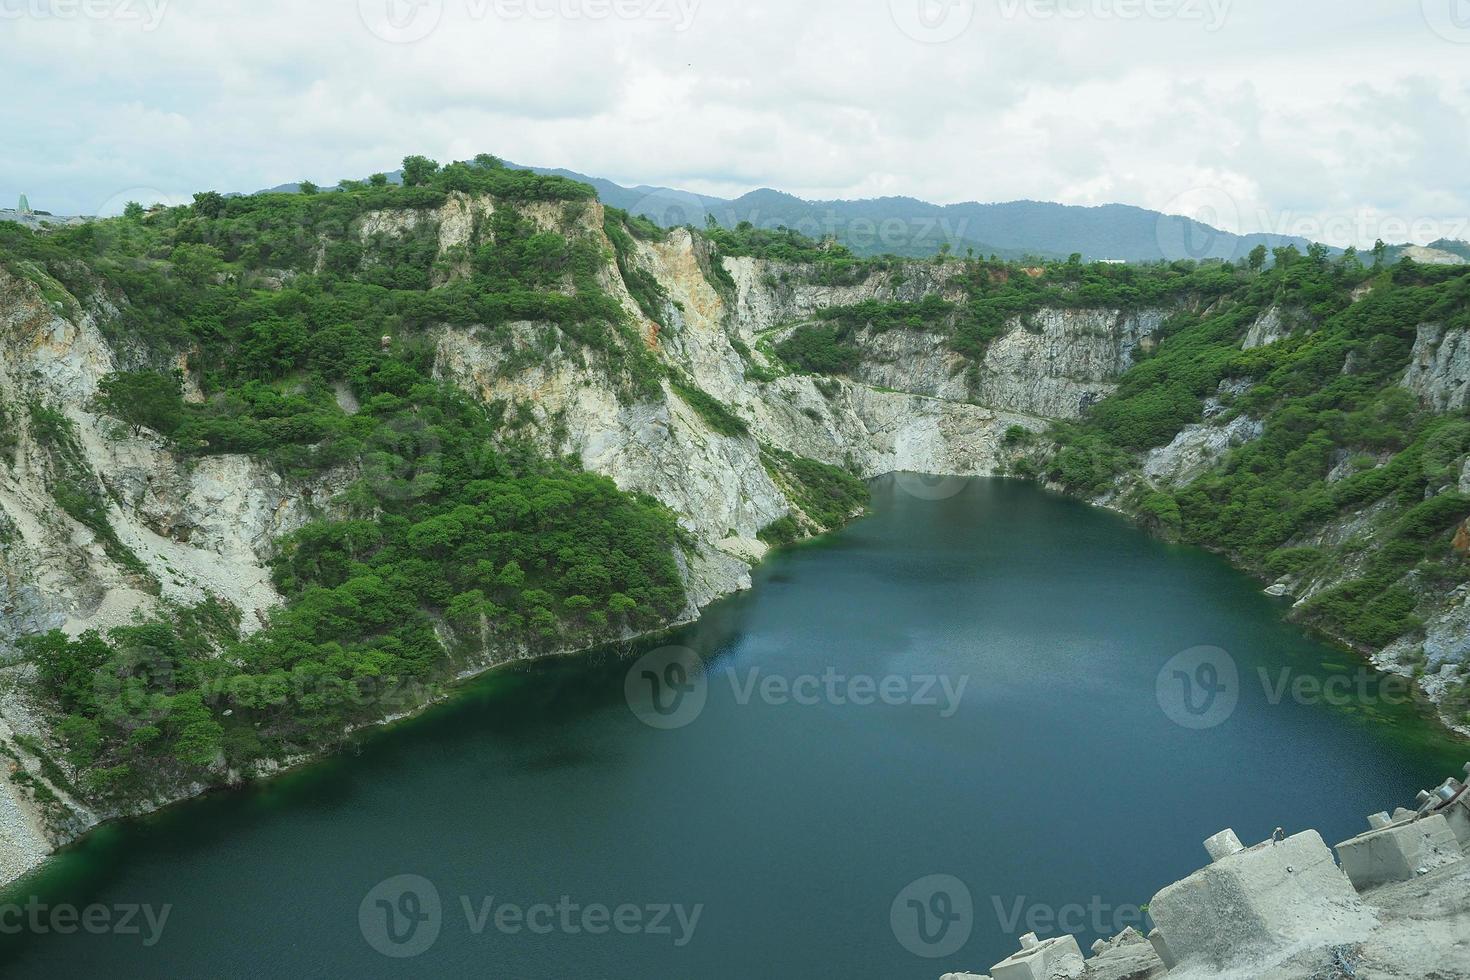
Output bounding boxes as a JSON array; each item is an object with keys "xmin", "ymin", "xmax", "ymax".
[
  {"xmin": 1142, "ymin": 414, "xmax": 1265, "ymax": 488},
  {"xmin": 1403, "ymin": 323, "xmax": 1470, "ymax": 411},
  {"xmin": 1243, "ymin": 305, "xmax": 1293, "ymax": 350},
  {"xmin": 977, "ymin": 309, "xmax": 1165, "ymax": 419},
  {"xmin": 990, "ymin": 932, "xmax": 1086, "ymax": 980}
]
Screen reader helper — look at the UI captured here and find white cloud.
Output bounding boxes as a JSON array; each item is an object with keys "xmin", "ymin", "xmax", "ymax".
[{"xmin": 1, "ymin": 0, "xmax": 1466, "ymax": 247}]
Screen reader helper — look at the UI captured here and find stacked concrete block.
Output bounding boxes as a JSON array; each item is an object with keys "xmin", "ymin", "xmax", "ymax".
[
  {"xmin": 988, "ymin": 932, "xmax": 1086, "ymax": 980},
  {"xmin": 1147, "ymin": 829, "xmax": 1375, "ymax": 971},
  {"xmin": 1429, "ymin": 767, "xmax": 1470, "ymax": 847},
  {"xmin": 1336, "ymin": 811, "xmax": 1463, "ymax": 891}
]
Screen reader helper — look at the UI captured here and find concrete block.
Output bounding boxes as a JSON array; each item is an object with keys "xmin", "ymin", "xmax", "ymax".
[
  {"xmin": 1084, "ymin": 928, "xmax": 1167, "ymax": 980},
  {"xmin": 989, "ymin": 933, "xmax": 1085, "ymax": 980},
  {"xmin": 1443, "ymin": 795, "xmax": 1470, "ymax": 848},
  {"xmin": 1432, "ymin": 778, "xmax": 1464, "ymax": 805},
  {"xmin": 1147, "ymin": 928, "xmax": 1177, "ymax": 970},
  {"xmin": 1336, "ymin": 813, "xmax": 1463, "ymax": 891},
  {"xmin": 1148, "ymin": 829, "xmax": 1375, "ymax": 971},
  {"xmin": 1204, "ymin": 828, "xmax": 1245, "ymax": 862},
  {"xmin": 1418, "ymin": 776, "xmax": 1470, "ymax": 848}
]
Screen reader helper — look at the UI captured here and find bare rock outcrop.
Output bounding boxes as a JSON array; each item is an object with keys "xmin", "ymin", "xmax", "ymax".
[{"xmin": 1404, "ymin": 323, "xmax": 1470, "ymax": 411}]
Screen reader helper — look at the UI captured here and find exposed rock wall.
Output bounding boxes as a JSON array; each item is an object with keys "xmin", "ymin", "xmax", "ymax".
[
  {"xmin": 0, "ymin": 266, "xmax": 341, "ymax": 642},
  {"xmin": 0, "ymin": 266, "xmax": 354, "ymax": 878},
  {"xmin": 1404, "ymin": 322, "xmax": 1470, "ymax": 411},
  {"xmin": 1143, "ymin": 415, "xmax": 1265, "ymax": 488},
  {"xmin": 977, "ymin": 308, "xmax": 1165, "ymax": 418},
  {"xmin": 2, "ymin": 201, "xmax": 1122, "ymax": 672},
  {"xmin": 723, "ymin": 256, "xmax": 966, "ymax": 337},
  {"xmin": 432, "ymin": 222, "xmax": 1056, "ymax": 606},
  {"xmin": 1242, "ymin": 305, "xmax": 1293, "ymax": 350},
  {"xmin": 724, "ymin": 255, "xmax": 1165, "ymax": 418}
]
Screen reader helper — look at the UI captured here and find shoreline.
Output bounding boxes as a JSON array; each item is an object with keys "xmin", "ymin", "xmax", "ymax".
[
  {"xmin": 1077, "ymin": 479, "xmax": 1470, "ymax": 742},
  {"xmin": 4, "ymin": 472, "xmax": 1465, "ymax": 897},
  {"xmin": 0, "ymin": 595, "xmax": 716, "ymax": 897}
]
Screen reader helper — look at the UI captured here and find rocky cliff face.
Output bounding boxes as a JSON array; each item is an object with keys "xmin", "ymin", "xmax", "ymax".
[
  {"xmin": 1404, "ymin": 322, "xmax": 1470, "ymax": 412},
  {"xmin": 726, "ymin": 256, "xmax": 1166, "ymax": 418},
  {"xmin": 436, "ymin": 221, "xmax": 1071, "ymax": 606},
  {"xmin": 0, "ymin": 267, "xmax": 341, "ymax": 642},
  {"xmin": 0, "ymin": 263, "xmax": 360, "ymax": 883},
  {"xmin": 976, "ymin": 308, "xmax": 1164, "ymax": 418},
  {"xmin": 0, "ymin": 199, "xmax": 1150, "ymax": 667}
]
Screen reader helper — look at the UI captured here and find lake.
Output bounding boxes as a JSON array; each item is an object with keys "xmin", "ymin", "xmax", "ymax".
[{"xmin": 2, "ymin": 476, "xmax": 1463, "ymax": 978}]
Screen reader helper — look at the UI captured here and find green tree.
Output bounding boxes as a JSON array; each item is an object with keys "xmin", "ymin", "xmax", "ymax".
[
  {"xmin": 123, "ymin": 201, "xmax": 144, "ymax": 220},
  {"xmin": 1248, "ymin": 244, "xmax": 1268, "ymax": 272},
  {"xmin": 368, "ymin": 173, "xmax": 389, "ymax": 187},
  {"xmin": 23, "ymin": 630, "xmax": 111, "ymax": 712},
  {"xmin": 192, "ymin": 191, "xmax": 226, "ymax": 219},
  {"xmin": 1272, "ymin": 245, "xmax": 1300, "ymax": 269},
  {"xmin": 401, "ymin": 155, "xmax": 440, "ymax": 187},
  {"xmin": 299, "ymin": 180, "xmax": 320, "ymax": 195},
  {"xmin": 97, "ymin": 370, "xmax": 186, "ymax": 437}
]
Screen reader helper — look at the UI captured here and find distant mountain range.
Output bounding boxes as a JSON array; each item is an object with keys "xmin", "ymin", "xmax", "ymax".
[{"xmin": 248, "ymin": 163, "xmax": 1462, "ymax": 265}]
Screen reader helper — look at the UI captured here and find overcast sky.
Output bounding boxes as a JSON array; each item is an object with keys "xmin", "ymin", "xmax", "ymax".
[{"xmin": 2, "ymin": 0, "xmax": 1467, "ymax": 246}]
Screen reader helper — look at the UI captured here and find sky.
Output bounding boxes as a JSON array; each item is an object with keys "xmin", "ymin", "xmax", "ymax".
[{"xmin": 1, "ymin": 0, "xmax": 1467, "ymax": 247}]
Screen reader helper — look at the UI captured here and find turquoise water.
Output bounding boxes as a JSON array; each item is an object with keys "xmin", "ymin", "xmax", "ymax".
[{"xmin": 2, "ymin": 477, "xmax": 1463, "ymax": 978}]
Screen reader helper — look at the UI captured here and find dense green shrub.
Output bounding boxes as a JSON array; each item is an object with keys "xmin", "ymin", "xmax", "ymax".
[
  {"xmin": 761, "ymin": 447, "xmax": 869, "ymax": 530},
  {"xmin": 668, "ymin": 375, "xmax": 748, "ymax": 437},
  {"xmin": 776, "ymin": 325, "xmax": 860, "ymax": 375},
  {"xmin": 757, "ymin": 516, "xmax": 801, "ymax": 547},
  {"xmin": 97, "ymin": 370, "xmax": 186, "ymax": 437}
]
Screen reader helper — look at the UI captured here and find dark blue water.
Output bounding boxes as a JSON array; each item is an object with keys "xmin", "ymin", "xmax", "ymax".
[{"xmin": 2, "ymin": 477, "xmax": 1463, "ymax": 978}]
